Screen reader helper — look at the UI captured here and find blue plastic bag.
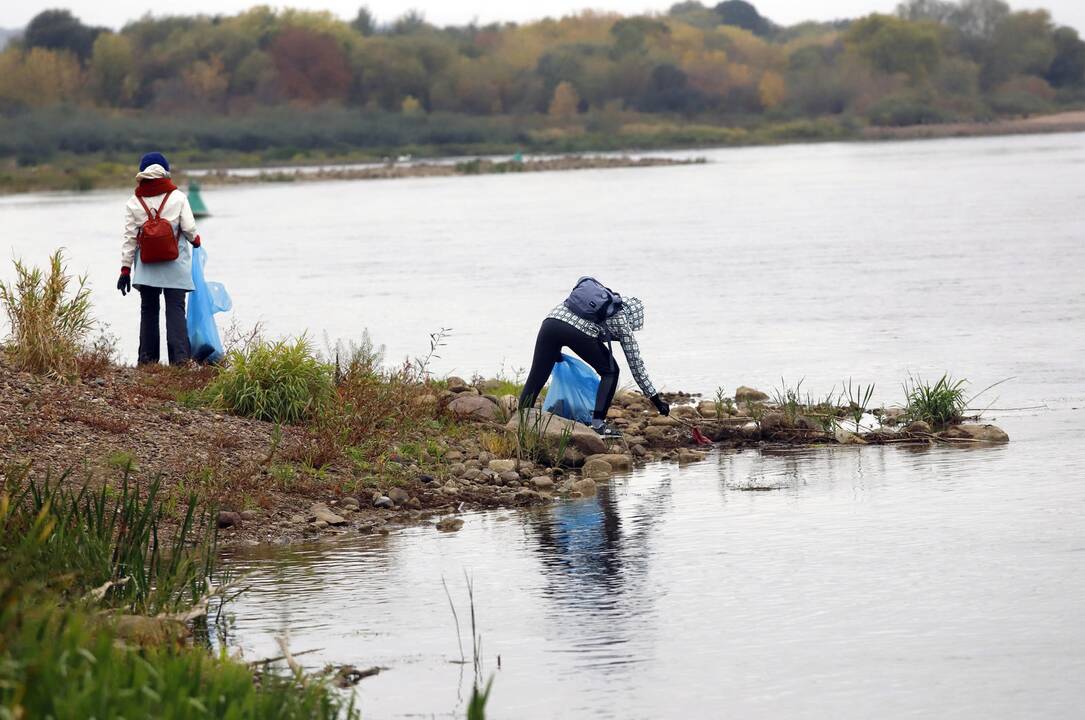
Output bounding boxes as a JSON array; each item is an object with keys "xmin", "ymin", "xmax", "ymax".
[
  {"xmin": 543, "ymin": 354, "xmax": 600, "ymax": 425},
  {"xmin": 187, "ymin": 246, "xmax": 232, "ymax": 364}
]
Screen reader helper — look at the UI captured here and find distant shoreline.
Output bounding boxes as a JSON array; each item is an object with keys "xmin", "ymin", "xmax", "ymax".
[
  {"xmin": 2, "ymin": 111, "xmax": 1082, "ymax": 196},
  {"xmin": 859, "ymin": 110, "xmax": 1085, "ymax": 140}
]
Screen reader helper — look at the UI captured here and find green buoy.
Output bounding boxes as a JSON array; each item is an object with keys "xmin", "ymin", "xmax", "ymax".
[{"xmin": 188, "ymin": 181, "xmax": 210, "ymax": 218}]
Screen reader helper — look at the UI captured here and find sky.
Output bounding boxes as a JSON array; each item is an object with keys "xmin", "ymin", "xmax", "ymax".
[{"xmin": 2, "ymin": 0, "xmax": 1082, "ymax": 33}]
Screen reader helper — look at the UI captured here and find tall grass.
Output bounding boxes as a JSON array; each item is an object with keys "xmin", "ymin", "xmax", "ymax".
[
  {"xmin": 0, "ymin": 250, "xmax": 94, "ymax": 380},
  {"xmin": 0, "ymin": 465, "xmax": 356, "ymax": 719},
  {"xmin": 904, "ymin": 374, "xmax": 968, "ymax": 428},
  {"xmin": 1, "ymin": 465, "xmax": 212, "ymax": 614},
  {"xmin": 208, "ymin": 338, "xmax": 334, "ymax": 424}
]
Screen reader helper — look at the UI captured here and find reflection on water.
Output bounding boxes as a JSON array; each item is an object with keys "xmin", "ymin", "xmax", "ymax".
[{"xmin": 221, "ymin": 408, "xmax": 1085, "ymax": 718}]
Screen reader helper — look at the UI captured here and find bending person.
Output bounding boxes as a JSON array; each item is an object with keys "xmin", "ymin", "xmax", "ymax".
[{"xmin": 518, "ymin": 278, "xmax": 669, "ymax": 437}]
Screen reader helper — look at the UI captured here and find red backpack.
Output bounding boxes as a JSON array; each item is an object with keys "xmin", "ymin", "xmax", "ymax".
[{"xmin": 136, "ymin": 190, "xmax": 179, "ymax": 264}]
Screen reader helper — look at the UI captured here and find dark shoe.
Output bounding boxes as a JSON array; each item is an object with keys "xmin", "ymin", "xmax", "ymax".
[{"xmin": 593, "ymin": 422, "xmax": 623, "ymax": 439}]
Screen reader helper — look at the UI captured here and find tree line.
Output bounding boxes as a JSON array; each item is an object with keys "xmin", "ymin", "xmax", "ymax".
[{"xmin": 1, "ymin": 0, "xmax": 1083, "ymax": 158}]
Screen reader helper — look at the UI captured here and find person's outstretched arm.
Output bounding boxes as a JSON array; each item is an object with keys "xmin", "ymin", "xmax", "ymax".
[{"xmin": 612, "ymin": 319, "xmax": 668, "ymax": 414}]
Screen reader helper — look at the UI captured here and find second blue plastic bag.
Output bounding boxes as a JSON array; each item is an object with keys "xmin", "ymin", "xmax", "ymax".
[
  {"xmin": 187, "ymin": 246, "xmax": 232, "ymax": 364},
  {"xmin": 543, "ymin": 354, "xmax": 600, "ymax": 425}
]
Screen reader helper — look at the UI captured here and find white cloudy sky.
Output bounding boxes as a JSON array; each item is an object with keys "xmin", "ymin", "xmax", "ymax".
[{"xmin": 3, "ymin": 0, "xmax": 1082, "ymax": 33}]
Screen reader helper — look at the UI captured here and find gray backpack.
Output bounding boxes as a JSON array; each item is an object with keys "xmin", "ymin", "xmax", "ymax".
[{"xmin": 564, "ymin": 277, "xmax": 623, "ymax": 325}]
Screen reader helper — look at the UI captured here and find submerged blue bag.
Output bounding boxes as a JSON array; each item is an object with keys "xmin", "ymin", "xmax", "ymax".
[
  {"xmin": 543, "ymin": 354, "xmax": 600, "ymax": 425},
  {"xmin": 187, "ymin": 246, "xmax": 232, "ymax": 364}
]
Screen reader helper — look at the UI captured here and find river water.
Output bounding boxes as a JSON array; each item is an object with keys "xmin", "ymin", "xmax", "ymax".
[{"xmin": 3, "ymin": 133, "xmax": 1085, "ymax": 717}]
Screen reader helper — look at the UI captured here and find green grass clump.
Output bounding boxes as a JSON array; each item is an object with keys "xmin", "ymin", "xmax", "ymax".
[
  {"xmin": 0, "ymin": 250, "xmax": 95, "ymax": 381},
  {"xmin": 904, "ymin": 374, "xmax": 968, "ymax": 429},
  {"xmin": 208, "ymin": 338, "xmax": 334, "ymax": 424}
]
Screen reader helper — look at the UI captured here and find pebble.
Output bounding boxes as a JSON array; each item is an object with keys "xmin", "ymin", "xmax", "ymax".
[
  {"xmin": 216, "ymin": 511, "xmax": 241, "ymax": 529},
  {"xmin": 436, "ymin": 516, "xmax": 464, "ymax": 532},
  {"xmin": 388, "ymin": 486, "xmax": 410, "ymax": 505},
  {"xmin": 373, "ymin": 495, "xmax": 394, "ymax": 509}
]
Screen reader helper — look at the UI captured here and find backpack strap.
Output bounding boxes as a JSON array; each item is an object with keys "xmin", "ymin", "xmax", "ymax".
[{"xmin": 135, "ymin": 189, "xmax": 174, "ymax": 221}]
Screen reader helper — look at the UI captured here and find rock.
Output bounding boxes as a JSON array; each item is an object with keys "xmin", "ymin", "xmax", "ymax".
[
  {"xmin": 671, "ymin": 405, "xmax": 700, "ymax": 421},
  {"xmin": 406, "ymin": 497, "xmax": 422, "ymax": 510},
  {"xmin": 445, "ymin": 450, "xmax": 464, "ymax": 462},
  {"xmin": 448, "ymin": 395, "xmax": 499, "ymax": 421},
  {"xmin": 649, "ymin": 415, "xmax": 682, "ymax": 427},
  {"xmin": 793, "ymin": 415, "xmax": 818, "ymax": 431},
  {"xmin": 310, "ymin": 503, "xmax": 348, "ymax": 525},
  {"xmin": 736, "ymin": 386, "xmax": 769, "ymax": 402},
  {"xmin": 313, "ymin": 520, "xmax": 328, "ymax": 529},
  {"xmin": 532, "ymin": 476, "xmax": 555, "ymax": 491},
  {"xmin": 499, "ymin": 470, "xmax": 521, "ymax": 483},
  {"xmin": 697, "ymin": 400, "xmax": 719, "ymax": 417},
  {"xmin": 583, "ymin": 458, "xmax": 613, "ymax": 478},
  {"xmin": 881, "ymin": 407, "xmax": 907, "ymax": 425},
  {"xmin": 514, "ymin": 488, "xmax": 541, "ymax": 502},
  {"xmin": 340, "ymin": 496, "xmax": 361, "ymax": 509},
  {"xmin": 446, "ymin": 376, "xmax": 471, "ymax": 393},
  {"xmin": 216, "ymin": 511, "xmax": 241, "ymax": 529},
  {"xmin": 571, "ymin": 478, "xmax": 597, "ymax": 496},
  {"xmin": 388, "ymin": 486, "xmax": 410, "ymax": 505},
  {"xmin": 606, "ymin": 407, "xmax": 626, "ymax": 419},
  {"xmin": 562, "ymin": 446, "xmax": 586, "ymax": 466},
  {"xmin": 739, "ymin": 421, "xmax": 760, "ymax": 439},
  {"xmin": 498, "ymin": 394, "xmax": 519, "ymax": 414},
  {"xmin": 436, "ymin": 516, "xmax": 464, "ymax": 532},
  {"xmin": 112, "ymin": 614, "xmax": 188, "ymax": 646},
  {"xmin": 834, "ymin": 428, "xmax": 867, "ymax": 445},
  {"xmin": 290, "ymin": 514, "xmax": 306, "ymax": 524},
  {"xmin": 942, "ymin": 424, "xmax": 1009, "ymax": 443},
  {"xmin": 505, "ymin": 409, "xmax": 607, "ymax": 455},
  {"xmin": 478, "ymin": 451, "xmax": 494, "ymax": 464},
  {"xmin": 441, "ymin": 482, "xmax": 460, "ymax": 496},
  {"xmin": 676, "ymin": 448, "xmax": 707, "ymax": 463},
  {"xmin": 585, "ymin": 453, "xmax": 632, "ymax": 471},
  {"xmin": 372, "ymin": 495, "xmax": 394, "ymax": 509},
  {"xmin": 631, "ymin": 444, "xmax": 646, "ymax": 457},
  {"xmin": 760, "ymin": 411, "xmax": 789, "ymax": 432},
  {"xmin": 463, "ymin": 468, "xmax": 481, "ymax": 481},
  {"xmin": 645, "ymin": 425, "xmax": 681, "ymax": 448},
  {"xmin": 903, "ymin": 420, "xmax": 932, "ymax": 434},
  {"xmin": 412, "ymin": 394, "xmax": 438, "ymax": 409},
  {"xmin": 488, "ymin": 458, "xmax": 517, "ymax": 474}
]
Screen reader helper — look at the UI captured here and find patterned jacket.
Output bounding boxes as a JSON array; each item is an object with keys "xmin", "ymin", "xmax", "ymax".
[{"xmin": 547, "ymin": 296, "xmax": 657, "ymax": 398}]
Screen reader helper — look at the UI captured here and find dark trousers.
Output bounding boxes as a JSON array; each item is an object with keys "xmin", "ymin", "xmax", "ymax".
[
  {"xmin": 138, "ymin": 286, "xmax": 190, "ymax": 365},
  {"xmin": 519, "ymin": 318, "xmax": 619, "ymax": 420}
]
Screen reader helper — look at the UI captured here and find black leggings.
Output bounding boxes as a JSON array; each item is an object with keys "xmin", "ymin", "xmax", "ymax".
[{"xmin": 519, "ymin": 318, "xmax": 619, "ymax": 420}]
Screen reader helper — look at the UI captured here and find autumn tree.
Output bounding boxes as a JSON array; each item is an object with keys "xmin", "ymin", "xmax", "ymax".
[
  {"xmin": 270, "ymin": 27, "xmax": 352, "ymax": 103},
  {"xmin": 548, "ymin": 80, "xmax": 580, "ymax": 118},
  {"xmin": 88, "ymin": 33, "xmax": 134, "ymax": 106}
]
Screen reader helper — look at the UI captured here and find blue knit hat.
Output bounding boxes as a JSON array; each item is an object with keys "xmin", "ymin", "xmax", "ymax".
[{"xmin": 139, "ymin": 152, "xmax": 170, "ymax": 172}]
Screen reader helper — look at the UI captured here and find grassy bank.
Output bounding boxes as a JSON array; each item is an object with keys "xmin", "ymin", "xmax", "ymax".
[{"xmin": 0, "ymin": 465, "xmax": 356, "ymax": 719}]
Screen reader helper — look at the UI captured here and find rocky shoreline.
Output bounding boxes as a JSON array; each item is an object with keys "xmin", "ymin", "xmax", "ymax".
[
  {"xmin": 0, "ymin": 362, "xmax": 1008, "ymax": 547},
  {"xmin": 190, "ymin": 155, "xmax": 704, "ymax": 187}
]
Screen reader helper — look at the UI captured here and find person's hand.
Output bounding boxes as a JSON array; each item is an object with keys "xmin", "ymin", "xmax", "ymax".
[
  {"xmin": 650, "ymin": 394, "xmax": 670, "ymax": 416},
  {"xmin": 191, "ymin": 234, "xmax": 201, "ymax": 248},
  {"xmin": 117, "ymin": 268, "xmax": 131, "ymax": 296}
]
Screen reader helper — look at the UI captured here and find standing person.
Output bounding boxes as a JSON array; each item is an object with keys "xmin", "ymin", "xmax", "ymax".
[
  {"xmin": 117, "ymin": 152, "xmax": 201, "ymax": 365},
  {"xmin": 518, "ymin": 277, "xmax": 670, "ymax": 437}
]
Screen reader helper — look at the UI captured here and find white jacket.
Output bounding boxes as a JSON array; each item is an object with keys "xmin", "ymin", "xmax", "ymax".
[{"xmin": 120, "ymin": 165, "xmax": 198, "ymax": 291}]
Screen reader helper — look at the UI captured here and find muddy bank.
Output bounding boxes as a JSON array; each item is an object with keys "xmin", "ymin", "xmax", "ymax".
[{"xmin": 861, "ymin": 110, "xmax": 1085, "ymax": 141}]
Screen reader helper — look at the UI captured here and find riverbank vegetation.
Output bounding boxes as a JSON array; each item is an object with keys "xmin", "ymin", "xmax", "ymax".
[
  {"xmin": 0, "ymin": 465, "xmax": 357, "ymax": 718},
  {"xmin": 2, "ymin": 0, "xmax": 1083, "ymax": 191}
]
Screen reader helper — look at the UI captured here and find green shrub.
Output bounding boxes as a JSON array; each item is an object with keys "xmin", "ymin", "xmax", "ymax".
[
  {"xmin": 866, "ymin": 92, "xmax": 952, "ymax": 126},
  {"xmin": 903, "ymin": 374, "xmax": 967, "ymax": 428},
  {"xmin": 208, "ymin": 338, "xmax": 334, "ymax": 424},
  {"xmin": 0, "ymin": 250, "xmax": 95, "ymax": 380}
]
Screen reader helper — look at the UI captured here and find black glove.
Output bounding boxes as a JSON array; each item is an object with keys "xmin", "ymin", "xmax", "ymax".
[
  {"xmin": 117, "ymin": 271, "xmax": 131, "ymax": 296},
  {"xmin": 650, "ymin": 394, "xmax": 670, "ymax": 416}
]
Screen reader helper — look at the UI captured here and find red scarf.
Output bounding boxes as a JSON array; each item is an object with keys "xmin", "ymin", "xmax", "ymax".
[{"xmin": 135, "ymin": 177, "xmax": 178, "ymax": 197}]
